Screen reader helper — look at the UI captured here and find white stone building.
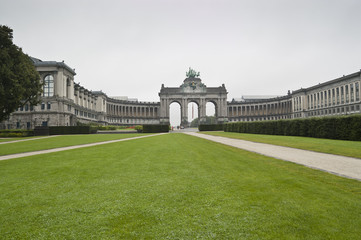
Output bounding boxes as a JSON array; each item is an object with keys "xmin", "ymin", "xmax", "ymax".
[
  {"xmin": 228, "ymin": 71, "xmax": 361, "ymax": 122},
  {"xmin": 1, "ymin": 57, "xmax": 160, "ymax": 129},
  {"xmin": 1, "ymin": 57, "xmax": 361, "ymax": 129}
]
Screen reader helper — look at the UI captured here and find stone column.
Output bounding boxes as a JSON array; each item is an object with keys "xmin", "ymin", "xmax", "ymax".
[
  {"xmin": 181, "ymin": 99, "xmax": 187, "ymax": 127},
  {"xmin": 198, "ymin": 98, "xmax": 206, "ymax": 124}
]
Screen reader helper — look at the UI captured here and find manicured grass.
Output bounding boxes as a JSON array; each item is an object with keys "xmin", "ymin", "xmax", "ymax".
[
  {"xmin": 0, "ymin": 133, "xmax": 360, "ymax": 239},
  {"xmin": 202, "ymin": 131, "xmax": 361, "ymax": 159},
  {"xmin": 0, "ymin": 134, "xmax": 148, "ymax": 156},
  {"xmin": 0, "ymin": 136, "xmax": 44, "ymax": 143}
]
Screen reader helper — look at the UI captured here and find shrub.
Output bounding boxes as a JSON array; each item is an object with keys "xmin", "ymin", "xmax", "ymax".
[
  {"xmin": 134, "ymin": 125, "xmax": 143, "ymax": 133},
  {"xmin": 198, "ymin": 124, "xmax": 224, "ymax": 131},
  {"xmin": 0, "ymin": 129, "xmax": 34, "ymax": 137},
  {"xmin": 49, "ymin": 126, "xmax": 96, "ymax": 135},
  {"xmin": 224, "ymin": 114, "xmax": 361, "ymax": 141},
  {"xmin": 142, "ymin": 124, "xmax": 169, "ymax": 133}
]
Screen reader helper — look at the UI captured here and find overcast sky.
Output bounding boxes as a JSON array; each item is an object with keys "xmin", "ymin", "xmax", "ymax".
[{"xmin": 1, "ymin": 0, "xmax": 361, "ymax": 124}]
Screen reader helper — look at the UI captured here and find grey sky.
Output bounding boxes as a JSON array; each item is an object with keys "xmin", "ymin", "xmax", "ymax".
[{"xmin": 1, "ymin": 0, "xmax": 361, "ymax": 125}]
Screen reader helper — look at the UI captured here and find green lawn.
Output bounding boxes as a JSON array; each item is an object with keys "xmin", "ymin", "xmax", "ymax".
[
  {"xmin": 0, "ymin": 134, "xmax": 147, "ymax": 156},
  {"xmin": 0, "ymin": 133, "xmax": 360, "ymax": 239},
  {"xmin": 201, "ymin": 131, "xmax": 361, "ymax": 159},
  {"xmin": 0, "ymin": 136, "xmax": 46, "ymax": 143}
]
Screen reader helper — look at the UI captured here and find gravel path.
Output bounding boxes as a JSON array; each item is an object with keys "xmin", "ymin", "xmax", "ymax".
[
  {"xmin": 185, "ymin": 132, "xmax": 361, "ymax": 181},
  {"xmin": 0, "ymin": 133, "xmax": 166, "ymax": 161}
]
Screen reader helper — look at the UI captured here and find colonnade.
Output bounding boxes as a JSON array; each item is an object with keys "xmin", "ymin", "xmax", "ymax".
[
  {"xmin": 228, "ymin": 98, "xmax": 293, "ymax": 121},
  {"xmin": 106, "ymin": 102, "xmax": 159, "ymax": 118}
]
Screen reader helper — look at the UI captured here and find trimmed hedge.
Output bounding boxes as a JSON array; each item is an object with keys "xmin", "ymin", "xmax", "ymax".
[
  {"xmin": 34, "ymin": 126, "xmax": 49, "ymax": 136},
  {"xmin": 142, "ymin": 124, "xmax": 169, "ymax": 133},
  {"xmin": 49, "ymin": 126, "xmax": 97, "ymax": 135},
  {"xmin": 224, "ymin": 114, "xmax": 361, "ymax": 141},
  {"xmin": 33, "ymin": 126, "xmax": 98, "ymax": 136},
  {"xmin": 0, "ymin": 129, "xmax": 34, "ymax": 137},
  {"xmin": 198, "ymin": 124, "xmax": 224, "ymax": 131}
]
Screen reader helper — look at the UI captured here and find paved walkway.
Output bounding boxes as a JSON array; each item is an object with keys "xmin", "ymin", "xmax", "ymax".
[
  {"xmin": 0, "ymin": 135, "xmax": 59, "ymax": 144},
  {"xmin": 185, "ymin": 132, "xmax": 361, "ymax": 181},
  {"xmin": 0, "ymin": 133, "xmax": 166, "ymax": 161}
]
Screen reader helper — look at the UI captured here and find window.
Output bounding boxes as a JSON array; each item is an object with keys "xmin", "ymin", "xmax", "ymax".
[
  {"xmin": 308, "ymin": 95, "xmax": 310, "ymax": 109},
  {"xmin": 341, "ymin": 86, "xmax": 344, "ymax": 104},
  {"xmin": 314, "ymin": 94, "xmax": 316, "ymax": 108},
  {"xmin": 345, "ymin": 85, "xmax": 349, "ymax": 103},
  {"xmin": 47, "ymin": 102, "xmax": 51, "ymax": 110},
  {"xmin": 66, "ymin": 78, "xmax": 71, "ymax": 98},
  {"xmin": 42, "ymin": 121, "xmax": 48, "ymax": 127},
  {"xmin": 41, "ymin": 102, "xmax": 45, "ymax": 110},
  {"xmin": 317, "ymin": 93, "xmax": 320, "ymax": 108},
  {"xmin": 25, "ymin": 104, "xmax": 29, "ymax": 111},
  {"xmin": 16, "ymin": 122, "xmax": 20, "ymax": 129},
  {"xmin": 321, "ymin": 92, "xmax": 323, "ymax": 107},
  {"xmin": 328, "ymin": 90, "xmax": 331, "ymax": 105},
  {"xmin": 355, "ymin": 82, "xmax": 359, "ymax": 101},
  {"xmin": 335, "ymin": 88, "xmax": 338, "ymax": 104},
  {"xmin": 350, "ymin": 84, "xmax": 354, "ymax": 102},
  {"xmin": 43, "ymin": 75, "xmax": 54, "ymax": 97}
]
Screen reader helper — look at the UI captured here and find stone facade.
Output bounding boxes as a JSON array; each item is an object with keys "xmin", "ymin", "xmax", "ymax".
[
  {"xmin": 106, "ymin": 97, "xmax": 160, "ymax": 125},
  {"xmin": 159, "ymin": 77, "xmax": 228, "ymax": 126},
  {"xmin": 1, "ymin": 56, "xmax": 361, "ymax": 129},
  {"xmin": 228, "ymin": 95, "xmax": 293, "ymax": 122},
  {"xmin": 228, "ymin": 71, "xmax": 361, "ymax": 122},
  {"xmin": 291, "ymin": 72, "xmax": 361, "ymax": 119}
]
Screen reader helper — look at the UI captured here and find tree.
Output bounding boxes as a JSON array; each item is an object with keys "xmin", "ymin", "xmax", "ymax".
[
  {"xmin": 190, "ymin": 116, "xmax": 217, "ymax": 127},
  {"xmin": 0, "ymin": 25, "xmax": 42, "ymax": 122}
]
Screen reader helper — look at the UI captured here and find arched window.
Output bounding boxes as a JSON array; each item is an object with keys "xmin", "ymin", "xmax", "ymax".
[{"xmin": 43, "ymin": 75, "xmax": 54, "ymax": 97}]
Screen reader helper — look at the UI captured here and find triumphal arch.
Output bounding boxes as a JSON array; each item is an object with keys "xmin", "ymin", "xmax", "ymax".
[{"xmin": 158, "ymin": 68, "xmax": 228, "ymax": 126}]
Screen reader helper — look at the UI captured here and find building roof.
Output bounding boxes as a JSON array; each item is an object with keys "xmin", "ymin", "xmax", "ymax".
[
  {"xmin": 234, "ymin": 95, "xmax": 282, "ymax": 102},
  {"xmin": 292, "ymin": 70, "xmax": 361, "ymax": 94},
  {"xmin": 30, "ymin": 56, "xmax": 76, "ymax": 75},
  {"xmin": 110, "ymin": 96, "xmax": 138, "ymax": 102},
  {"xmin": 230, "ymin": 94, "xmax": 291, "ymax": 104}
]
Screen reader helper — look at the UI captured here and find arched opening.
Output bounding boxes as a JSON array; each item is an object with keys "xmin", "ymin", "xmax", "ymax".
[
  {"xmin": 206, "ymin": 101, "xmax": 217, "ymax": 124},
  {"xmin": 188, "ymin": 101, "xmax": 199, "ymax": 127},
  {"xmin": 169, "ymin": 102, "xmax": 181, "ymax": 129}
]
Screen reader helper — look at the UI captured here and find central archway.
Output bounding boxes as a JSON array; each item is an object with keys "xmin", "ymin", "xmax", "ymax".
[
  {"xmin": 169, "ymin": 101, "xmax": 181, "ymax": 128},
  {"xmin": 158, "ymin": 74, "xmax": 228, "ymax": 126},
  {"xmin": 188, "ymin": 101, "xmax": 199, "ymax": 127}
]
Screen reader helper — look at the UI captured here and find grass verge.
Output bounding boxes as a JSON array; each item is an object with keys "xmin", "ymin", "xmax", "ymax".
[
  {"xmin": 201, "ymin": 131, "xmax": 361, "ymax": 159},
  {"xmin": 0, "ymin": 133, "xmax": 360, "ymax": 239},
  {"xmin": 0, "ymin": 134, "xmax": 148, "ymax": 156}
]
